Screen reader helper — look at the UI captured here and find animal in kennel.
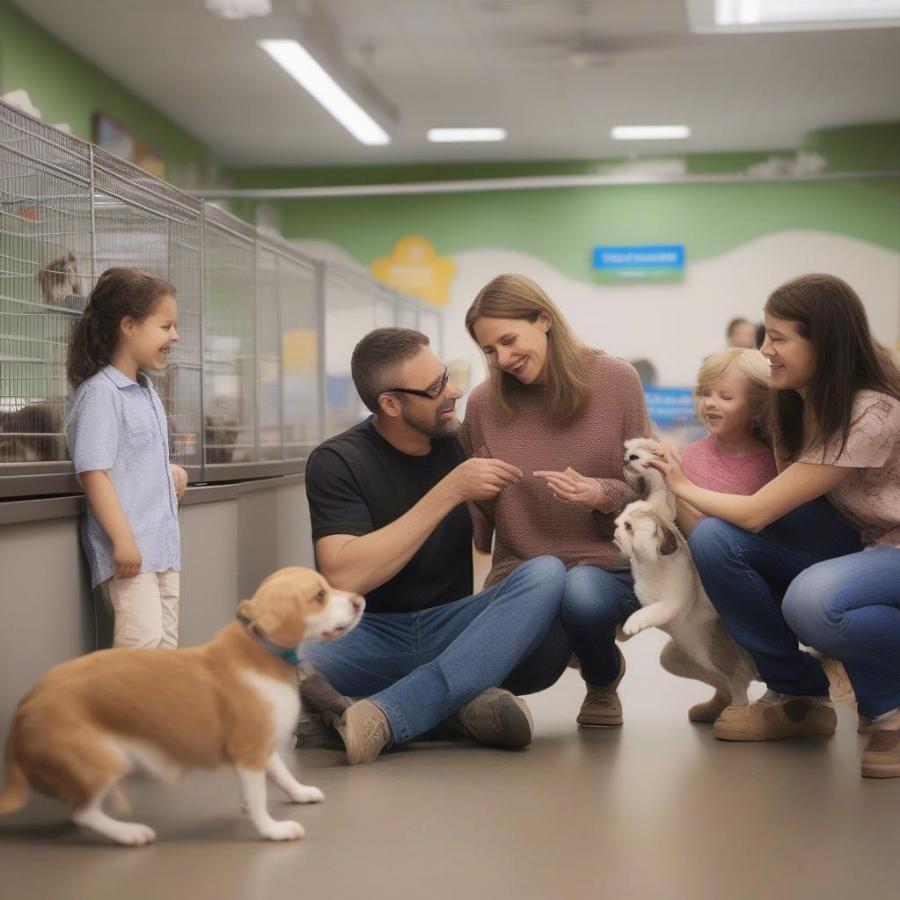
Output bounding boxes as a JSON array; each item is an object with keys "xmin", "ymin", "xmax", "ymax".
[
  {"xmin": 0, "ymin": 400, "xmax": 65, "ymax": 463},
  {"xmin": 37, "ymin": 254, "xmax": 82, "ymax": 310},
  {"xmin": 205, "ymin": 414, "xmax": 243, "ymax": 464}
]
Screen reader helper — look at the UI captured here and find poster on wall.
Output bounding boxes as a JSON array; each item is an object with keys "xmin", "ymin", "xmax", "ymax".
[
  {"xmin": 592, "ymin": 244, "xmax": 685, "ymax": 283},
  {"xmin": 371, "ymin": 236, "xmax": 456, "ymax": 306},
  {"xmin": 93, "ymin": 112, "xmax": 166, "ymax": 179}
]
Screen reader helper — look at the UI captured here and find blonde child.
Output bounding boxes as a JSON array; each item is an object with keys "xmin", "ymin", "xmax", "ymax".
[
  {"xmin": 65, "ymin": 268, "xmax": 187, "ymax": 649},
  {"xmin": 677, "ymin": 348, "xmax": 776, "ymax": 535}
]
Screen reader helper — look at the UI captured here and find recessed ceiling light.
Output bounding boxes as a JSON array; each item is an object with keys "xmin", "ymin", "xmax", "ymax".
[
  {"xmin": 206, "ymin": 0, "xmax": 271, "ymax": 19},
  {"xmin": 611, "ymin": 125, "xmax": 691, "ymax": 140},
  {"xmin": 258, "ymin": 39, "xmax": 389, "ymax": 146},
  {"xmin": 427, "ymin": 128, "xmax": 507, "ymax": 143},
  {"xmin": 689, "ymin": 0, "xmax": 900, "ymax": 32}
]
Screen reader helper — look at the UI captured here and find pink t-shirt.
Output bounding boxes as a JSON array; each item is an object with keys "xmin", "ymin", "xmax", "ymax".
[
  {"xmin": 681, "ymin": 434, "xmax": 778, "ymax": 495},
  {"xmin": 797, "ymin": 389, "xmax": 900, "ymax": 549}
]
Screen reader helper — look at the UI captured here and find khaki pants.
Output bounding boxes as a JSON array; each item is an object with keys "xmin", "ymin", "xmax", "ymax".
[{"xmin": 100, "ymin": 570, "xmax": 180, "ymax": 649}]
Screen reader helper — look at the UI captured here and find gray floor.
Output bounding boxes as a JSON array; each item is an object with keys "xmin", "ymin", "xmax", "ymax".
[{"xmin": 1, "ymin": 628, "xmax": 897, "ymax": 900}]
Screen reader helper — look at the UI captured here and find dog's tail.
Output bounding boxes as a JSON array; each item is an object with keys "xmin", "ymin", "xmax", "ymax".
[{"xmin": 0, "ymin": 737, "xmax": 29, "ymax": 814}]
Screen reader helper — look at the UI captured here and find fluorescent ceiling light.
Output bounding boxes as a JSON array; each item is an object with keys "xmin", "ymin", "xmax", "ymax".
[
  {"xmin": 206, "ymin": 0, "xmax": 271, "ymax": 19},
  {"xmin": 611, "ymin": 125, "xmax": 691, "ymax": 140},
  {"xmin": 258, "ymin": 39, "xmax": 389, "ymax": 146},
  {"xmin": 690, "ymin": 0, "xmax": 900, "ymax": 31},
  {"xmin": 427, "ymin": 128, "xmax": 507, "ymax": 143}
]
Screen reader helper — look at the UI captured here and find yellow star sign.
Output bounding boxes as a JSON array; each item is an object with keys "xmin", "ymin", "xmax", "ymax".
[{"xmin": 371, "ymin": 236, "xmax": 456, "ymax": 306}]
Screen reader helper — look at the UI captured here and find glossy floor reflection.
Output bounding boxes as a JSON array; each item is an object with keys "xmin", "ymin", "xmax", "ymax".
[{"xmin": 1, "ymin": 626, "xmax": 896, "ymax": 900}]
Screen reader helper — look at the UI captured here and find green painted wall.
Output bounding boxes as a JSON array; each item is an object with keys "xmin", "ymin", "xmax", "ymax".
[
  {"xmin": 228, "ymin": 125, "xmax": 900, "ymax": 282},
  {"xmin": 0, "ymin": 0, "xmax": 225, "ymax": 189}
]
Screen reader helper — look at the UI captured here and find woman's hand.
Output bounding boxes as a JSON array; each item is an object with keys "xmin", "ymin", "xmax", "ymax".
[
  {"xmin": 171, "ymin": 464, "xmax": 188, "ymax": 502},
  {"xmin": 646, "ymin": 443, "xmax": 691, "ymax": 496},
  {"xmin": 533, "ymin": 467, "xmax": 607, "ymax": 510},
  {"xmin": 113, "ymin": 537, "xmax": 143, "ymax": 579}
]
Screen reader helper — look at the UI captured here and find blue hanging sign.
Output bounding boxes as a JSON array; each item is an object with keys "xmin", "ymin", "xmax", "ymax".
[{"xmin": 592, "ymin": 244, "xmax": 685, "ymax": 282}]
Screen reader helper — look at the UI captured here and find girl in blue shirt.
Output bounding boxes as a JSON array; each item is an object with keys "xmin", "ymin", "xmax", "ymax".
[{"xmin": 65, "ymin": 268, "xmax": 187, "ymax": 649}]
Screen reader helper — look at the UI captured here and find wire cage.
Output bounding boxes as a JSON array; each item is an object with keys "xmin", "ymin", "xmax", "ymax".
[
  {"xmin": 91, "ymin": 149, "xmax": 203, "ymax": 470},
  {"xmin": 0, "ymin": 97, "xmax": 443, "ymax": 495},
  {"xmin": 0, "ymin": 103, "xmax": 91, "ymax": 465},
  {"xmin": 323, "ymin": 265, "xmax": 397, "ymax": 438},
  {"xmin": 203, "ymin": 204, "xmax": 258, "ymax": 468},
  {"xmin": 260, "ymin": 236, "xmax": 320, "ymax": 462}
]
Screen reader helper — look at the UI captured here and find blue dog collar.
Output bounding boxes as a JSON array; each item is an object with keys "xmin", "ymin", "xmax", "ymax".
[{"xmin": 237, "ymin": 610, "xmax": 302, "ymax": 666}]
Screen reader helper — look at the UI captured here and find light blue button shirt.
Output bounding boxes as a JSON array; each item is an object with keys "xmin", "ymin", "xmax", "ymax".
[{"xmin": 65, "ymin": 365, "xmax": 180, "ymax": 588}]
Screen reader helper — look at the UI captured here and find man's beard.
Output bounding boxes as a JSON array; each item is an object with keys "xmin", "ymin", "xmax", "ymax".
[{"xmin": 402, "ymin": 404, "xmax": 460, "ymax": 439}]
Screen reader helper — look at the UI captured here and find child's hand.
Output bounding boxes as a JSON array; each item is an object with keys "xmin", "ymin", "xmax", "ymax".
[
  {"xmin": 170, "ymin": 464, "xmax": 188, "ymax": 502},
  {"xmin": 646, "ymin": 443, "xmax": 690, "ymax": 495},
  {"xmin": 113, "ymin": 538, "xmax": 143, "ymax": 579},
  {"xmin": 533, "ymin": 467, "xmax": 607, "ymax": 510}
]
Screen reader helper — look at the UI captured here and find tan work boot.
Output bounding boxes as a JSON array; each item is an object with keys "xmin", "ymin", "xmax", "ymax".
[
  {"xmin": 453, "ymin": 688, "xmax": 533, "ymax": 749},
  {"xmin": 335, "ymin": 699, "xmax": 393, "ymax": 765},
  {"xmin": 577, "ymin": 647, "xmax": 626, "ymax": 728},
  {"xmin": 713, "ymin": 691, "xmax": 836, "ymax": 742},
  {"xmin": 861, "ymin": 709, "xmax": 900, "ymax": 778}
]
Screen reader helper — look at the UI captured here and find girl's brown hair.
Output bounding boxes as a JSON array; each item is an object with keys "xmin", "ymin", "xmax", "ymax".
[
  {"xmin": 67, "ymin": 268, "xmax": 175, "ymax": 388},
  {"xmin": 765, "ymin": 273, "xmax": 900, "ymax": 461},
  {"xmin": 465, "ymin": 274, "xmax": 591, "ymax": 424}
]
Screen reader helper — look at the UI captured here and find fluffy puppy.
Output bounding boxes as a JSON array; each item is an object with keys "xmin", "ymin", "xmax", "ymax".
[
  {"xmin": 622, "ymin": 437, "xmax": 676, "ymax": 522},
  {"xmin": 614, "ymin": 502, "xmax": 756, "ymax": 723}
]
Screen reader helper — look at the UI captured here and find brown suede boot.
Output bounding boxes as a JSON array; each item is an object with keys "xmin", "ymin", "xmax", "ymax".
[
  {"xmin": 577, "ymin": 647, "xmax": 626, "ymax": 727},
  {"xmin": 861, "ymin": 709, "xmax": 900, "ymax": 778}
]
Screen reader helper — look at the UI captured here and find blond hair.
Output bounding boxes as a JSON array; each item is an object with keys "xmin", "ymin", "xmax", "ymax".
[
  {"xmin": 465, "ymin": 274, "xmax": 591, "ymax": 424},
  {"xmin": 696, "ymin": 348, "xmax": 771, "ymax": 439}
]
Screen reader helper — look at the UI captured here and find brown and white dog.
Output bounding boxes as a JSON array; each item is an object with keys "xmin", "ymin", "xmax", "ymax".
[
  {"xmin": 614, "ymin": 502, "xmax": 757, "ymax": 722},
  {"xmin": 0, "ymin": 567, "xmax": 363, "ymax": 846}
]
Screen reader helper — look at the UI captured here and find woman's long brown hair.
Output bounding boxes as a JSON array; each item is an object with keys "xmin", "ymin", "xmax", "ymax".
[
  {"xmin": 765, "ymin": 273, "xmax": 900, "ymax": 461},
  {"xmin": 465, "ymin": 274, "xmax": 591, "ymax": 424}
]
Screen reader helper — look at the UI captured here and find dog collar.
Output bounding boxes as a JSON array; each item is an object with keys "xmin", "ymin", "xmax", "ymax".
[{"xmin": 237, "ymin": 611, "xmax": 302, "ymax": 666}]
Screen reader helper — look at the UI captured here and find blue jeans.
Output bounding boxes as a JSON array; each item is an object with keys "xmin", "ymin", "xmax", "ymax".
[
  {"xmin": 504, "ymin": 567, "xmax": 639, "ymax": 693},
  {"xmin": 688, "ymin": 498, "xmax": 870, "ymax": 700},
  {"xmin": 303, "ymin": 555, "xmax": 566, "ymax": 744},
  {"xmin": 782, "ymin": 546, "xmax": 900, "ymax": 717}
]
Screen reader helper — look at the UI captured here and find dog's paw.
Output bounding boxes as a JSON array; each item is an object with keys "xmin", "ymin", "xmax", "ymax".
[
  {"xmin": 622, "ymin": 613, "xmax": 648, "ymax": 637},
  {"xmin": 287, "ymin": 784, "xmax": 324, "ymax": 804},
  {"xmin": 260, "ymin": 819, "xmax": 306, "ymax": 842},
  {"xmin": 111, "ymin": 823, "xmax": 157, "ymax": 846}
]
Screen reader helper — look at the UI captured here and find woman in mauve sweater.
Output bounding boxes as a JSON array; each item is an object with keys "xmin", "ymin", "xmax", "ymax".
[{"xmin": 459, "ymin": 273, "xmax": 651, "ymax": 728}]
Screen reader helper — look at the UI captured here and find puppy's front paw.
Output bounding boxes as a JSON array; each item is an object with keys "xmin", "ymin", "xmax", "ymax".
[
  {"xmin": 287, "ymin": 784, "xmax": 324, "ymax": 804},
  {"xmin": 622, "ymin": 612, "xmax": 649, "ymax": 636},
  {"xmin": 260, "ymin": 819, "xmax": 306, "ymax": 842}
]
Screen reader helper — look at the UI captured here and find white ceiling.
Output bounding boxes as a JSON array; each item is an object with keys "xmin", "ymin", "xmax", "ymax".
[{"xmin": 12, "ymin": 0, "xmax": 900, "ymax": 167}]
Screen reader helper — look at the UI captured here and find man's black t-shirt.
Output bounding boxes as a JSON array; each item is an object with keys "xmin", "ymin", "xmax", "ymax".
[{"xmin": 305, "ymin": 417, "xmax": 473, "ymax": 614}]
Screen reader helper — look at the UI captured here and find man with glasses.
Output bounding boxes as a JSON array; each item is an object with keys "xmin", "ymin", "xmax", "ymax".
[{"xmin": 300, "ymin": 327, "xmax": 566, "ymax": 764}]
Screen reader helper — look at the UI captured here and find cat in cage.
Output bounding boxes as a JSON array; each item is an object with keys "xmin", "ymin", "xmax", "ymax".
[
  {"xmin": 0, "ymin": 401, "xmax": 64, "ymax": 462},
  {"xmin": 38, "ymin": 253, "xmax": 82, "ymax": 310}
]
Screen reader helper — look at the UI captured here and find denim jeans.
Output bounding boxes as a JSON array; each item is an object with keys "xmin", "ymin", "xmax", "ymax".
[
  {"xmin": 782, "ymin": 546, "xmax": 900, "ymax": 717},
  {"xmin": 688, "ymin": 498, "xmax": 876, "ymax": 701},
  {"xmin": 302, "ymin": 555, "xmax": 566, "ymax": 744},
  {"xmin": 503, "ymin": 567, "xmax": 639, "ymax": 694}
]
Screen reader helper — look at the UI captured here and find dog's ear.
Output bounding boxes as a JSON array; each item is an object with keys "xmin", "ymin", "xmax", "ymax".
[
  {"xmin": 655, "ymin": 518, "xmax": 679, "ymax": 556},
  {"xmin": 236, "ymin": 598, "xmax": 253, "ymax": 619}
]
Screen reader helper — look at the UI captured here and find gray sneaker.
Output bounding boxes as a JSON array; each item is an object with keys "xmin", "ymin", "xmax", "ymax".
[{"xmin": 452, "ymin": 688, "xmax": 533, "ymax": 749}]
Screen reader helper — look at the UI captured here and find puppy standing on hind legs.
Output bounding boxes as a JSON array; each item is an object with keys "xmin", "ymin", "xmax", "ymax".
[
  {"xmin": 0, "ymin": 567, "xmax": 363, "ymax": 846},
  {"xmin": 614, "ymin": 503, "xmax": 757, "ymax": 724}
]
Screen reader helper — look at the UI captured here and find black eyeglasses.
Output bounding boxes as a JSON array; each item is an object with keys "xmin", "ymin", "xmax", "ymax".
[{"xmin": 384, "ymin": 367, "xmax": 450, "ymax": 400}]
